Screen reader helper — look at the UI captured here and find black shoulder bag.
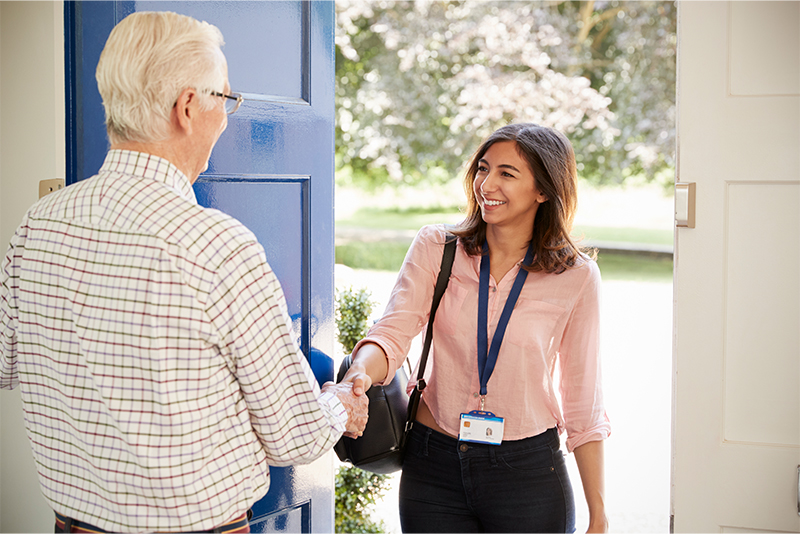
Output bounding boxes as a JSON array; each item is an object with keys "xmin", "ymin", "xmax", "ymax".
[{"xmin": 334, "ymin": 235, "xmax": 457, "ymax": 474}]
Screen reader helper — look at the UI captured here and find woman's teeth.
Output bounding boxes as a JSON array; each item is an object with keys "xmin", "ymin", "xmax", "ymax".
[{"xmin": 485, "ymin": 199, "xmax": 506, "ymax": 206}]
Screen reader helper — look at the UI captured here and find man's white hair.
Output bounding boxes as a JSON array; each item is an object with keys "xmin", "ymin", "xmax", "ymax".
[{"xmin": 96, "ymin": 11, "xmax": 227, "ymax": 145}]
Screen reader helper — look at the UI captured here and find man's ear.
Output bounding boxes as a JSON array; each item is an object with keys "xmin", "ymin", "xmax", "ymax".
[{"xmin": 173, "ymin": 87, "xmax": 198, "ymax": 135}]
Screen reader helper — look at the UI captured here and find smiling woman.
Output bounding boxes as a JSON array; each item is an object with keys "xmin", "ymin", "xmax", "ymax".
[
  {"xmin": 473, "ymin": 141, "xmax": 548, "ymax": 243},
  {"xmin": 339, "ymin": 123, "xmax": 611, "ymax": 533},
  {"xmin": 454, "ymin": 123, "xmax": 589, "ymax": 276}
]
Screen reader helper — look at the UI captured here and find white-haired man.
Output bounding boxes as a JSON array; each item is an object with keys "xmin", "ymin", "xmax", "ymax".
[{"xmin": 0, "ymin": 11, "xmax": 367, "ymax": 533}]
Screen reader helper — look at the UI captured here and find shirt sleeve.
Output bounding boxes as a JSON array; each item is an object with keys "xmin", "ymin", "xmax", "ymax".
[
  {"xmin": 0, "ymin": 218, "xmax": 27, "ymax": 390},
  {"xmin": 352, "ymin": 225, "xmax": 443, "ymax": 385},
  {"xmin": 207, "ymin": 239, "xmax": 346, "ymax": 466},
  {"xmin": 557, "ymin": 260, "xmax": 611, "ymax": 452}
]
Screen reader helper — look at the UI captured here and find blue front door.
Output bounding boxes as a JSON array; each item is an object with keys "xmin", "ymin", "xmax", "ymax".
[{"xmin": 64, "ymin": 2, "xmax": 337, "ymax": 531}]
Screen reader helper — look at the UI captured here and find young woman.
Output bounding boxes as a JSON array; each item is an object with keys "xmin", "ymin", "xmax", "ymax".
[{"xmin": 342, "ymin": 123, "xmax": 610, "ymax": 533}]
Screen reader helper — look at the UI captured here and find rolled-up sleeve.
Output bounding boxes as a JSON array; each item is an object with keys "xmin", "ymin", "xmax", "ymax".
[
  {"xmin": 352, "ymin": 225, "xmax": 442, "ymax": 385},
  {"xmin": 557, "ymin": 260, "xmax": 611, "ymax": 452}
]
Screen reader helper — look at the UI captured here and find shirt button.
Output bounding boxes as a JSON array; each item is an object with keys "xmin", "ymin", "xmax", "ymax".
[
  {"xmin": 473, "ymin": 393, "xmax": 479, "ymax": 398},
  {"xmin": 492, "ymin": 286, "xmax": 497, "ymax": 292},
  {"xmin": 459, "ymin": 444, "xmax": 469, "ymax": 452}
]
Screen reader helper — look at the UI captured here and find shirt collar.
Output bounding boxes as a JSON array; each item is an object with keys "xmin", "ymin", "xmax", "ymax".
[{"xmin": 100, "ymin": 149, "xmax": 197, "ymax": 204}]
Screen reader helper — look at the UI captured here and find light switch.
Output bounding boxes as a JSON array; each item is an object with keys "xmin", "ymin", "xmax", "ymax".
[
  {"xmin": 39, "ymin": 178, "xmax": 65, "ymax": 199},
  {"xmin": 675, "ymin": 182, "xmax": 696, "ymax": 228}
]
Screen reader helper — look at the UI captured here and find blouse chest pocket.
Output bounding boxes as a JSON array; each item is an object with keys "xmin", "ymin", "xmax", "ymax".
[
  {"xmin": 434, "ymin": 281, "xmax": 474, "ymax": 337},
  {"xmin": 504, "ymin": 298, "xmax": 567, "ymax": 353}
]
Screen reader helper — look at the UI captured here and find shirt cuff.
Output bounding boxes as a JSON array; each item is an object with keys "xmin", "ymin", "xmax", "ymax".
[
  {"xmin": 318, "ymin": 389, "xmax": 348, "ymax": 437},
  {"xmin": 565, "ymin": 420, "xmax": 611, "ymax": 453}
]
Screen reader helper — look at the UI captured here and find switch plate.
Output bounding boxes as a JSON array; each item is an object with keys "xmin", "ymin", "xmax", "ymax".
[
  {"xmin": 39, "ymin": 178, "xmax": 65, "ymax": 199},
  {"xmin": 675, "ymin": 182, "xmax": 696, "ymax": 228}
]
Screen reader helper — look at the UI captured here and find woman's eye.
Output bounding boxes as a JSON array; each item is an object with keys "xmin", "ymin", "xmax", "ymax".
[{"xmin": 477, "ymin": 165, "xmax": 488, "ymax": 173}]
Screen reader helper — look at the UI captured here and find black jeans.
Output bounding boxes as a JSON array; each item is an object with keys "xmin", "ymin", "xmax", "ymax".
[{"xmin": 399, "ymin": 423, "xmax": 575, "ymax": 533}]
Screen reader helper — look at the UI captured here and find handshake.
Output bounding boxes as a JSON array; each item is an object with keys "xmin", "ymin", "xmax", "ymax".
[
  {"xmin": 321, "ymin": 376, "xmax": 370, "ymax": 439},
  {"xmin": 321, "ymin": 345, "xmax": 385, "ymax": 438}
]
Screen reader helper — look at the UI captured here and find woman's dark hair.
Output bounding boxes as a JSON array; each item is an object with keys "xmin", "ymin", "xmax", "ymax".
[{"xmin": 452, "ymin": 123, "xmax": 590, "ymax": 273}]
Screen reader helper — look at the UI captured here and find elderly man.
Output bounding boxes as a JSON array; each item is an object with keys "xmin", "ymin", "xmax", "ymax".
[{"xmin": 0, "ymin": 11, "xmax": 366, "ymax": 533}]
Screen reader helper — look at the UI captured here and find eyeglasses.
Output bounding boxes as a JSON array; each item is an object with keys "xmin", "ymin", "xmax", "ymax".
[{"xmin": 209, "ymin": 91, "xmax": 243, "ymax": 115}]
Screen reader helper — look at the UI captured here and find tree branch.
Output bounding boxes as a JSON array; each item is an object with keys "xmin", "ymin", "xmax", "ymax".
[{"xmin": 576, "ymin": 0, "xmax": 596, "ymax": 44}]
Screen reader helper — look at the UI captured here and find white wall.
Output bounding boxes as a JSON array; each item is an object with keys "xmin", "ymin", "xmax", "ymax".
[{"xmin": 0, "ymin": 2, "xmax": 65, "ymax": 531}]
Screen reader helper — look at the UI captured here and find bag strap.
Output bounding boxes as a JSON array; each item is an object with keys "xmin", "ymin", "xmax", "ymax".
[{"xmin": 415, "ymin": 234, "xmax": 457, "ymax": 391}]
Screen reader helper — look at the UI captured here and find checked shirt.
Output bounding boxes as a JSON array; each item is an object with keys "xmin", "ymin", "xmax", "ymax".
[{"xmin": 0, "ymin": 150, "xmax": 346, "ymax": 532}]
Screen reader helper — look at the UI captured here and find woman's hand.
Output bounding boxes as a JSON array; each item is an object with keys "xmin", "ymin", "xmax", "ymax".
[
  {"xmin": 340, "ymin": 359, "xmax": 374, "ymax": 397},
  {"xmin": 339, "ymin": 342, "xmax": 388, "ymax": 398},
  {"xmin": 334, "ymin": 342, "xmax": 389, "ymax": 438}
]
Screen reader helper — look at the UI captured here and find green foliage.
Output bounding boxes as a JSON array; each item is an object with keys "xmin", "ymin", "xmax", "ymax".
[
  {"xmin": 334, "ymin": 289, "xmax": 388, "ymax": 533},
  {"xmin": 335, "ymin": 466, "xmax": 391, "ymax": 533},
  {"xmin": 335, "ymin": 286, "xmax": 376, "ymax": 354},
  {"xmin": 335, "ymin": 1, "xmax": 677, "ymax": 188}
]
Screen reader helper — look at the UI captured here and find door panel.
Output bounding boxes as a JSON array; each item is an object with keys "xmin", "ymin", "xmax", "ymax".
[
  {"xmin": 673, "ymin": 2, "xmax": 800, "ymax": 532},
  {"xmin": 723, "ymin": 183, "xmax": 799, "ymax": 446},
  {"xmin": 193, "ymin": 179, "xmax": 307, "ymax": 332},
  {"xmin": 65, "ymin": 2, "xmax": 336, "ymax": 532}
]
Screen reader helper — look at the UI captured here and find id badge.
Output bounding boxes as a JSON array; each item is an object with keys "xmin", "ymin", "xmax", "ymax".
[{"xmin": 459, "ymin": 410, "xmax": 504, "ymax": 445}]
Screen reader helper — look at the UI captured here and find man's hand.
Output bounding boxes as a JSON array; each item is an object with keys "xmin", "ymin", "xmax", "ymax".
[{"xmin": 322, "ymin": 381, "xmax": 368, "ymax": 438}]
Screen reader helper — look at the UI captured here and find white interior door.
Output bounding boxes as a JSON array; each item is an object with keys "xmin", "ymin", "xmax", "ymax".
[{"xmin": 673, "ymin": 2, "xmax": 800, "ymax": 532}]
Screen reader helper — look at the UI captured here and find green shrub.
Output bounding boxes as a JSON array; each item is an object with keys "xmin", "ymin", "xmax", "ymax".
[
  {"xmin": 335, "ymin": 466, "xmax": 391, "ymax": 533},
  {"xmin": 335, "ymin": 286, "xmax": 376, "ymax": 353},
  {"xmin": 334, "ymin": 287, "xmax": 391, "ymax": 533}
]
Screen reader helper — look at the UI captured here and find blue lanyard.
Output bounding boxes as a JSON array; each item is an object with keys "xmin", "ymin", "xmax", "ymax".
[{"xmin": 477, "ymin": 241, "xmax": 534, "ymax": 401}]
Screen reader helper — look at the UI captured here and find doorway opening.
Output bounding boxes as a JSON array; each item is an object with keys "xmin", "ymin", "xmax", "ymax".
[{"xmin": 333, "ymin": 2, "xmax": 677, "ymax": 532}]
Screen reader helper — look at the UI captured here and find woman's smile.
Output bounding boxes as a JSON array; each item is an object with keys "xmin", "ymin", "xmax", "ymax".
[{"xmin": 473, "ymin": 140, "xmax": 547, "ymax": 228}]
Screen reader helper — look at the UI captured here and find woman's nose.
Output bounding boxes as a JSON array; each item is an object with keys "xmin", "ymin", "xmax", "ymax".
[{"xmin": 480, "ymin": 173, "xmax": 496, "ymax": 193}]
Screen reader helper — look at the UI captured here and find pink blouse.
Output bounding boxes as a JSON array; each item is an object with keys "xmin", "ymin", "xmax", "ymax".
[{"xmin": 353, "ymin": 225, "xmax": 610, "ymax": 452}]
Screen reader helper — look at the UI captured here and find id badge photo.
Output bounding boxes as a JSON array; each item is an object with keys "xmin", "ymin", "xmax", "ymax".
[{"xmin": 459, "ymin": 410, "xmax": 504, "ymax": 445}]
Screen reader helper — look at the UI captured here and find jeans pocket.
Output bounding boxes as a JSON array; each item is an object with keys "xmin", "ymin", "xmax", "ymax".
[
  {"xmin": 498, "ymin": 447, "xmax": 556, "ymax": 474},
  {"xmin": 406, "ymin": 428, "xmax": 429, "ymax": 458}
]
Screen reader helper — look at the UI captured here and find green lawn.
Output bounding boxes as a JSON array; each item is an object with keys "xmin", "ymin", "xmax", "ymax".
[
  {"xmin": 336, "ymin": 206, "xmax": 466, "ymax": 230},
  {"xmin": 335, "ymin": 241, "xmax": 413, "ymax": 272},
  {"xmin": 336, "ymin": 206, "xmax": 673, "ymax": 283},
  {"xmin": 595, "ymin": 251, "xmax": 673, "ymax": 282},
  {"xmin": 336, "ymin": 240, "xmax": 673, "ymax": 283},
  {"xmin": 574, "ymin": 225, "xmax": 673, "ymax": 246},
  {"xmin": 337, "ymin": 207, "xmax": 673, "ymax": 246}
]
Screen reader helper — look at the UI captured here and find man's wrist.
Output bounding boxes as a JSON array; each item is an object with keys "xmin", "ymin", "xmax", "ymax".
[{"xmin": 318, "ymin": 388, "xmax": 348, "ymax": 434}]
